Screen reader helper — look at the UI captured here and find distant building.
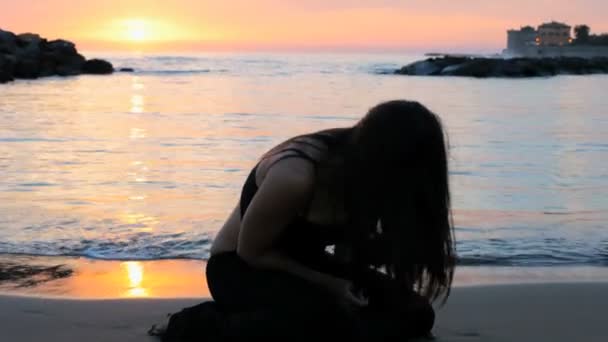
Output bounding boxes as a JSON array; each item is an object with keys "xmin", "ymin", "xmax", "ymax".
[
  {"xmin": 504, "ymin": 20, "xmax": 608, "ymax": 58},
  {"xmin": 537, "ymin": 21, "xmax": 572, "ymax": 46},
  {"xmin": 507, "ymin": 26, "xmax": 538, "ymax": 52}
]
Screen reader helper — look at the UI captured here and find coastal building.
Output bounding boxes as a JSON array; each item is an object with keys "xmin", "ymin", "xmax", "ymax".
[
  {"xmin": 537, "ymin": 21, "xmax": 571, "ymax": 46},
  {"xmin": 507, "ymin": 26, "xmax": 538, "ymax": 52},
  {"xmin": 504, "ymin": 21, "xmax": 608, "ymax": 58}
]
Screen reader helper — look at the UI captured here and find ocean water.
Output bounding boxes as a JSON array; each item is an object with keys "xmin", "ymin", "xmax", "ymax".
[{"xmin": 0, "ymin": 52, "xmax": 606, "ymax": 266}]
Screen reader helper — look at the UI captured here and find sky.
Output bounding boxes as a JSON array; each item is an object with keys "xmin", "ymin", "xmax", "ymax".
[{"xmin": 1, "ymin": 0, "xmax": 607, "ymax": 52}]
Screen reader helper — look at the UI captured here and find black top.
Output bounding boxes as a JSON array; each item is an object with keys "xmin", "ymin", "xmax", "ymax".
[{"xmin": 238, "ymin": 133, "xmax": 351, "ymax": 275}]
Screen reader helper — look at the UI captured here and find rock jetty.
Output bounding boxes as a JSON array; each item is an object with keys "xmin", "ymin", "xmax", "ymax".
[
  {"xmin": 395, "ymin": 56, "xmax": 608, "ymax": 78},
  {"xmin": 0, "ymin": 28, "xmax": 115, "ymax": 83}
]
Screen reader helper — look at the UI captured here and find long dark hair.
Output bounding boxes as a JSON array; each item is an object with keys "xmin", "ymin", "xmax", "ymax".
[
  {"xmin": 261, "ymin": 100, "xmax": 456, "ymax": 302},
  {"xmin": 343, "ymin": 100, "xmax": 455, "ymax": 302}
]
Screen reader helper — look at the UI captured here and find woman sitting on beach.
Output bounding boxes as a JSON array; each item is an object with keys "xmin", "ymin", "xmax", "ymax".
[{"xmin": 160, "ymin": 100, "xmax": 456, "ymax": 340}]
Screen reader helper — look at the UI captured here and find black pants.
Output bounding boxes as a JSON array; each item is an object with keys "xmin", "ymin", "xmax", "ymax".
[{"xmin": 206, "ymin": 252, "xmax": 435, "ymax": 340}]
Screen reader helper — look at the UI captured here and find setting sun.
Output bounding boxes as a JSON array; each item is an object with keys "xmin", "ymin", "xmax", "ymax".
[
  {"xmin": 85, "ymin": 17, "xmax": 198, "ymax": 47},
  {"xmin": 124, "ymin": 19, "xmax": 147, "ymax": 41}
]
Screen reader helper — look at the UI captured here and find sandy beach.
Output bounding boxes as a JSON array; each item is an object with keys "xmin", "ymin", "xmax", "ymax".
[
  {"xmin": 2, "ymin": 257, "xmax": 608, "ymax": 341},
  {"xmin": 1, "ymin": 282, "xmax": 606, "ymax": 341}
]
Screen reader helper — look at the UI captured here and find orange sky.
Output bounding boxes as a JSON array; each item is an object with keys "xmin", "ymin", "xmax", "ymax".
[{"xmin": 1, "ymin": 0, "xmax": 607, "ymax": 52}]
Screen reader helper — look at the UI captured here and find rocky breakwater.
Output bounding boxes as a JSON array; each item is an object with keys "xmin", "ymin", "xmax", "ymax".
[
  {"xmin": 395, "ymin": 56, "xmax": 608, "ymax": 78},
  {"xmin": 0, "ymin": 28, "xmax": 115, "ymax": 83}
]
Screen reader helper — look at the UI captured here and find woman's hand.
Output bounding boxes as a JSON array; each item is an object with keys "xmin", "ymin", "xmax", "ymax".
[{"xmin": 328, "ymin": 277, "xmax": 369, "ymax": 309}]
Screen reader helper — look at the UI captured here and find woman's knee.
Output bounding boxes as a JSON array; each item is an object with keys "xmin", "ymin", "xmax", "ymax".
[
  {"xmin": 205, "ymin": 254, "xmax": 224, "ymax": 298},
  {"xmin": 205, "ymin": 252, "xmax": 246, "ymax": 305}
]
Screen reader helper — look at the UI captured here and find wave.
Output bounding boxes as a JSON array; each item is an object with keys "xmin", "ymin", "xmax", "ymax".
[
  {"xmin": 128, "ymin": 69, "xmax": 230, "ymax": 75},
  {"xmin": 0, "ymin": 234, "xmax": 212, "ymax": 261},
  {"xmin": 457, "ymin": 254, "xmax": 608, "ymax": 267},
  {"xmin": 0, "ymin": 250, "xmax": 605, "ymax": 266},
  {"xmin": 0, "ymin": 237, "xmax": 606, "ymax": 266},
  {"xmin": 0, "ymin": 137, "xmax": 67, "ymax": 143},
  {"xmin": 371, "ymin": 68, "xmax": 397, "ymax": 75}
]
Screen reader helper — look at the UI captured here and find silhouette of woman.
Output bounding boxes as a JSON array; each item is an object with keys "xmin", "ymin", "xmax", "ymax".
[{"xmin": 159, "ymin": 100, "xmax": 456, "ymax": 341}]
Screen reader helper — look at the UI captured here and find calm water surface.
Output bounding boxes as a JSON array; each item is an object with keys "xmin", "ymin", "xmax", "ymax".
[{"xmin": 0, "ymin": 52, "xmax": 606, "ymax": 266}]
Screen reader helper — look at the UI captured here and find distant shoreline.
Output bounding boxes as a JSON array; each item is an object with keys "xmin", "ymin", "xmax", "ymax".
[{"xmin": 395, "ymin": 56, "xmax": 608, "ymax": 78}]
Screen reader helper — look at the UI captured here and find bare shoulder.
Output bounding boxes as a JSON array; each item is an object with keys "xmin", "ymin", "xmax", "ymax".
[
  {"xmin": 240, "ymin": 156, "xmax": 316, "ymax": 227},
  {"xmin": 257, "ymin": 137, "xmax": 326, "ymax": 180},
  {"xmin": 257, "ymin": 156, "xmax": 315, "ymax": 192}
]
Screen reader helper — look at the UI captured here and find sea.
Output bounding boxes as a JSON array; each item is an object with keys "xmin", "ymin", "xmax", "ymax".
[{"xmin": 0, "ymin": 52, "xmax": 606, "ymax": 267}]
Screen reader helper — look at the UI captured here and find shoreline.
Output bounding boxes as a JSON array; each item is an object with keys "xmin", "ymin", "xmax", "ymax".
[
  {"xmin": 2, "ymin": 282, "xmax": 607, "ymax": 341},
  {"xmin": 1, "ymin": 253, "xmax": 608, "ymax": 299},
  {"xmin": 2, "ymin": 255, "xmax": 608, "ymax": 341},
  {"xmin": 0, "ymin": 254, "xmax": 209, "ymax": 299}
]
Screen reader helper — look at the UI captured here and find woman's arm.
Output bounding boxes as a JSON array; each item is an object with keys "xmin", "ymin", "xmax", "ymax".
[{"xmin": 236, "ymin": 158, "xmax": 365, "ymax": 306}]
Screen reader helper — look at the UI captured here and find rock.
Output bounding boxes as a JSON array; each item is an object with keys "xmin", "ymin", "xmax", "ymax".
[
  {"xmin": 0, "ymin": 53, "xmax": 16, "ymax": 71},
  {"xmin": 0, "ymin": 29, "xmax": 17, "ymax": 54},
  {"xmin": 56, "ymin": 53, "xmax": 86, "ymax": 76},
  {"xmin": 16, "ymin": 42, "xmax": 41, "ymax": 60},
  {"xmin": 536, "ymin": 58, "xmax": 559, "ymax": 71},
  {"xmin": 439, "ymin": 64, "xmax": 464, "ymax": 75},
  {"xmin": 0, "ymin": 71, "xmax": 12, "ymax": 83},
  {"xmin": 37, "ymin": 58, "xmax": 57, "ymax": 77},
  {"xmin": 396, "ymin": 56, "xmax": 608, "ymax": 78},
  {"xmin": 517, "ymin": 59, "xmax": 544, "ymax": 77},
  {"xmin": 592, "ymin": 58, "xmax": 608, "ymax": 72},
  {"xmin": 45, "ymin": 39, "xmax": 77, "ymax": 56},
  {"xmin": 15, "ymin": 33, "xmax": 43, "ymax": 60},
  {"xmin": 397, "ymin": 60, "xmax": 441, "ymax": 76},
  {"xmin": 496, "ymin": 60, "xmax": 524, "ymax": 77},
  {"xmin": 16, "ymin": 33, "xmax": 44, "ymax": 58},
  {"xmin": 450, "ymin": 59, "xmax": 499, "ymax": 77},
  {"xmin": 556, "ymin": 57, "xmax": 591, "ymax": 74},
  {"xmin": 37, "ymin": 39, "xmax": 81, "ymax": 77},
  {"xmin": 118, "ymin": 67, "xmax": 134, "ymax": 72},
  {"xmin": 16, "ymin": 33, "xmax": 42, "ymax": 47},
  {"xmin": 433, "ymin": 56, "xmax": 471, "ymax": 69},
  {"xmin": 82, "ymin": 59, "xmax": 114, "ymax": 74},
  {"xmin": 14, "ymin": 57, "xmax": 40, "ymax": 79},
  {"xmin": 0, "ymin": 54, "xmax": 16, "ymax": 83},
  {"xmin": 0, "ymin": 29, "xmax": 120, "ymax": 82}
]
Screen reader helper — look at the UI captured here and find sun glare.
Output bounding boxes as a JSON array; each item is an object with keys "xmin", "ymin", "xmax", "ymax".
[
  {"xmin": 124, "ymin": 19, "xmax": 147, "ymax": 41},
  {"xmin": 93, "ymin": 17, "xmax": 199, "ymax": 47}
]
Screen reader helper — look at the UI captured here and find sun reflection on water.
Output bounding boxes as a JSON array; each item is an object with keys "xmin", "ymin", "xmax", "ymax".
[
  {"xmin": 119, "ymin": 211, "xmax": 157, "ymax": 232},
  {"xmin": 130, "ymin": 76, "xmax": 145, "ymax": 114},
  {"xmin": 123, "ymin": 261, "xmax": 149, "ymax": 297},
  {"xmin": 130, "ymin": 95, "xmax": 145, "ymax": 113},
  {"xmin": 129, "ymin": 128, "xmax": 147, "ymax": 140}
]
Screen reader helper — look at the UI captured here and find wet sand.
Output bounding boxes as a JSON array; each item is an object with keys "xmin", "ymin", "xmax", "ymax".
[{"xmin": 1, "ymin": 255, "xmax": 607, "ymax": 341}]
